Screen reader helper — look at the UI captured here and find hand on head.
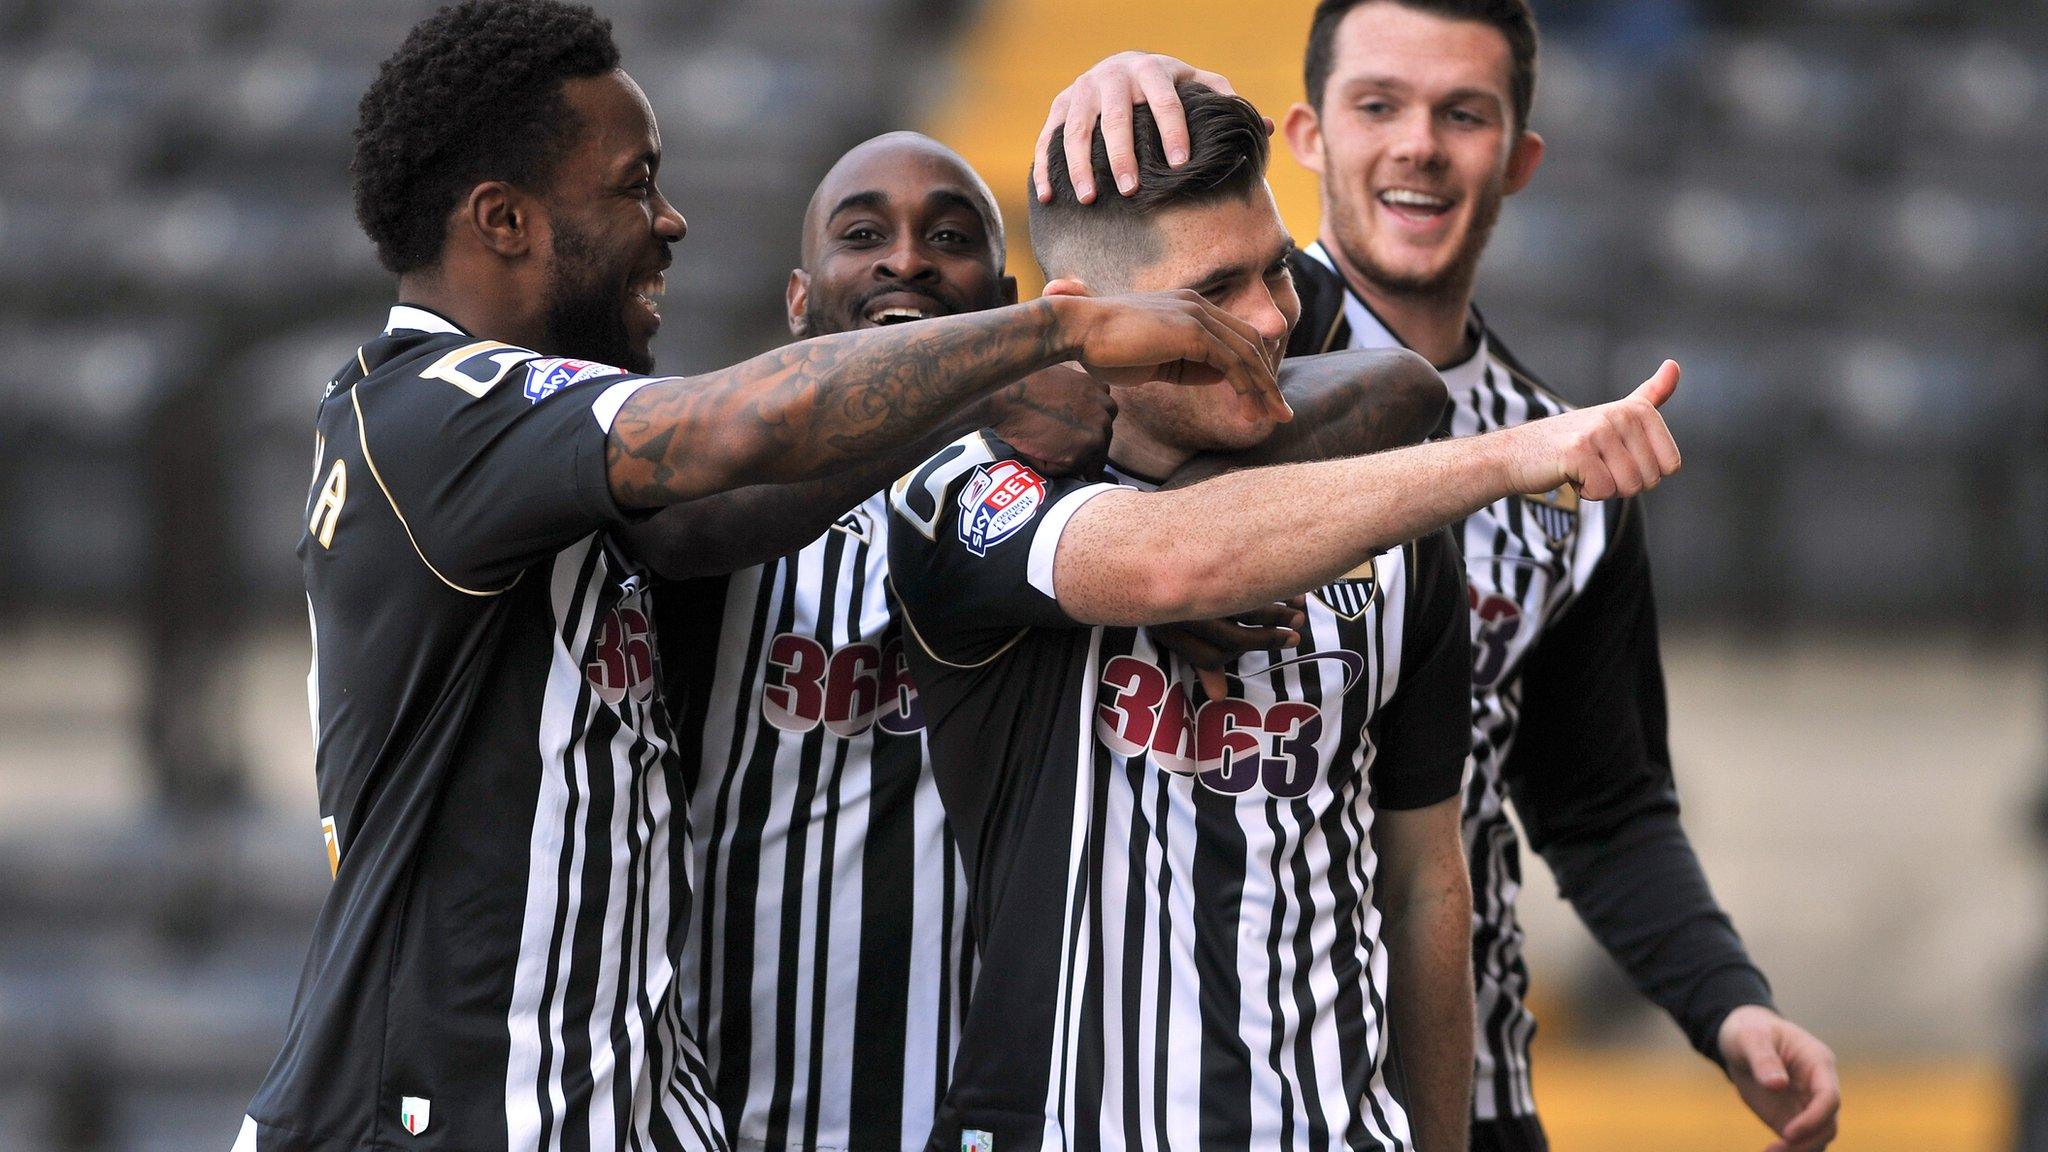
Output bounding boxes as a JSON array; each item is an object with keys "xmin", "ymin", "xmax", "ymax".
[{"xmin": 1032, "ymin": 53, "xmax": 1268, "ymax": 204}]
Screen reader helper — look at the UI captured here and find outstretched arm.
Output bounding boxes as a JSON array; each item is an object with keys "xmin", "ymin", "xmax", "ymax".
[
  {"xmin": 623, "ymin": 366, "xmax": 1115, "ymax": 579},
  {"xmin": 606, "ymin": 292, "xmax": 1284, "ymax": 509},
  {"xmin": 1052, "ymin": 361, "xmax": 1683, "ymax": 625},
  {"xmin": 1163, "ymin": 347, "xmax": 1445, "ymax": 490},
  {"xmin": 1147, "ymin": 347, "xmax": 1445, "ymax": 693}
]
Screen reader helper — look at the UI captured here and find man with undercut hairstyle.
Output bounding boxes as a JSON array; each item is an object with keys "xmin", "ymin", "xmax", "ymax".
[
  {"xmin": 1037, "ymin": 5, "xmax": 1840, "ymax": 1150},
  {"xmin": 893, "ymin": 83, "xmax": 1684, "ymax": 1152},
  {"xmin": 237, "ymin": 1, "xmax": 1297, "ymax": 1147},
  {"xmin": 634, "ymin": 131, "xmax": 1453, "ymax": 1152}
]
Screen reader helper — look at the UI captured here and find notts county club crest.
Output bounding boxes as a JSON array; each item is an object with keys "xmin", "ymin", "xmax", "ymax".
[
  {"xmin": 1313, "ymin": 556, "xmax": 1380, "ymax": 621},
  {"xmin": 1524, "ymin": 485, "xmax": 1580, "ymax": 545}
]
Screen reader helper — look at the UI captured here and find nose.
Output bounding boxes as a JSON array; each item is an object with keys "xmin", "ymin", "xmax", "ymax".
[
  {"xmin": 1386, "ymin": 105, "xmax": 1445, "ymax": 171},
  {"xmin": 876, "ymin": 233, "xmax": 938, "ymax": 283},
  {"xmin": 653, "ymin": 186, "xmax": 686, "ymax": 242},
  {"xmin": 1249, "ymin": 286, "xmax": 1291, "ymax": 349}
]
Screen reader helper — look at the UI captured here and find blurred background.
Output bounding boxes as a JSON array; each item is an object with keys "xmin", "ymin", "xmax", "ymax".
[{"xmin": 0, "ymin": 0, "xmax": 2041, "ymax": 1148}]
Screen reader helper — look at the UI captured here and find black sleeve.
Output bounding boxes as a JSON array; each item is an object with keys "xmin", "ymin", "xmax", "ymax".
[
  {"xmin": 1501, "ymin": 498, "xmax": 1775, "ymax": 1064},
  {"xmin": 887, "ymin": 431, "xmax": 1116, "ymax": 665},
  {"xmin": 1370, "ymin": 528, "xmax": 1473, "ymax": 810},
  {"xmin": 353, "ymin": 348, "xmax": 656, "ymax": 588}
]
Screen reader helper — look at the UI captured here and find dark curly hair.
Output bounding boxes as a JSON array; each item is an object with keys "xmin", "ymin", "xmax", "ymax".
[{"xmin": 351, "ymin": 0, "xmax": 621, "ymax": 274}]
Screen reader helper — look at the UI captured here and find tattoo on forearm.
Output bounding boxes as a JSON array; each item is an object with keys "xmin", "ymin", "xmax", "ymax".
[{"xmin": 607, "ymin": 301, "xmax": 1061, "ymax": 506}]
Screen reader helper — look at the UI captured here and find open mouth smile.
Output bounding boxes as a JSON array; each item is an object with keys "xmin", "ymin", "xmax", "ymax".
[{"xmin": 1377, "ymin": 187, "xmax": 1455, "ymax": 223}]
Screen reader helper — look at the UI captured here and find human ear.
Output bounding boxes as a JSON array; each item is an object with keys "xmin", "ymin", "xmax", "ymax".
[
  {"xmin": 1282, "ymin": 102, "xmax": 1325, "ymax": 176},
  {"xmin": 1504, "ymin": 129, "xmax": 1545, "ymax": 196},
  {"xmin": 463, "ymin": 181, "xmax": 535, "ymax": 259},
  {"xmin": 786, "ymin": 268, "xmax": 811, "ymax": 336}
]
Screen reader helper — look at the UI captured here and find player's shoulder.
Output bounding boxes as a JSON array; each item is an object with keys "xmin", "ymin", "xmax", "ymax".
[
  {"xmin": 1477, "ymin": 318, "xmax": 1578, "ymax": 415},
  {"xmin": 349, "ymin": 309, "xmax": 644, "ymax": 413},
  {"xmin": 888, "ymin": 428, "xmax": 1039, "ymax": 545},
  {"xmin": 1285, "ymin": 247, "xmax": 1349, "ymax": 359}
]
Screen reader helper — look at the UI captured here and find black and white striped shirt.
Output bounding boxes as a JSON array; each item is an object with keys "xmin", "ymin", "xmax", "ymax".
[
  {"xmin": 238, "ymin": 306, "xmax": 727, "ymax": 1152},
  {"xmin": 1288, "ymin": 245, "xmax": 1774, "ymax": 1141},
  {"xmin": 657, "ymin": 491, "xmax": 972, "ymax": 1152},
  {"xmin": 888, "ymin": 433, "xmax": 1472, "ymax": 1152}
]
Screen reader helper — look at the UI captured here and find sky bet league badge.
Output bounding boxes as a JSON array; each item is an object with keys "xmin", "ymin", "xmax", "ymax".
[{"xmin": 957, "ymin": 460, "xmax": 1046, "ymax": 556}]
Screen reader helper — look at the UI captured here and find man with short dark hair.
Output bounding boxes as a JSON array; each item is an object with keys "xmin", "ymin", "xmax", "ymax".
[
  {"xmin": 894, "ymin": 83, "xmax": 1684, "ymax": 1152},
  {"xmin": 638, "ymin": 129, "xmax": 1450, "ymax": 1152},
  {"xmin": 1037, "ymin": 4, "xmax": 1841, "ymax": 1150},
  {"xmin": 234, "ymin": 2, "xmax": 1295, "ymax": 1147}
]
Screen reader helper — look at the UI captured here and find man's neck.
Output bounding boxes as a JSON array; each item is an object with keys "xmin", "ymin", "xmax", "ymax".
[
  {"xmin": 396, "ymin": 271, "xmax": 544, "ymax": 350},
  {"xmin": 1319, "ymin": 228, "xmax": 1476, "ymax": 369},
  {"xmin": 1105, "ymin": 417, "xmax": 1194, "ymax": 484}
]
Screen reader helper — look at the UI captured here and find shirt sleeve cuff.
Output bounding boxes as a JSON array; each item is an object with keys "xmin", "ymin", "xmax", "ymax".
[
  {"xmin": 1683, "ymin": 964, "xmax": 1777, "ymax": 1068},
  {"xmin": 1026, "ymin": 482, "xmax": 1120, "ymax": 601},
  {"xmin": 579, "ymin": 379, "xmax": 665, "ymax": 525}
]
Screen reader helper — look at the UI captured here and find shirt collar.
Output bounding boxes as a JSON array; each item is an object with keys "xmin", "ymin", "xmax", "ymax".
[
  {"xmin": 384, "ymin": 304, "xmax": 468, "ymax": 336},
  {"xmin": 1302, "ymin": 241, "xmax": 1492, "ymax": 397}
]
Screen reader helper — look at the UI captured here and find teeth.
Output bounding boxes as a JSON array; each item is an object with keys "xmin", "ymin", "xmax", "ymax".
[
  {"xmin": 869, "ymin": 306, "xmax": 929, "ymax": 323},
  {"xmin": 1381, "ymin": 188, "xmax": 1450, "ymax": 208}
]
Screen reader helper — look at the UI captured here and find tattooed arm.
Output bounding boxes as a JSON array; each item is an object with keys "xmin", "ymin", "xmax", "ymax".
[
  {"xmin": 623, "ymin": 365, "xmax": 1115, "ymax": 579},
  {"xmin": 1162, "ymin": 348, "xmax": 1445, "ymax": 490},
  {"xmin": 606, "ymin": 292, "xmax": 1283, "ymax": 508}
]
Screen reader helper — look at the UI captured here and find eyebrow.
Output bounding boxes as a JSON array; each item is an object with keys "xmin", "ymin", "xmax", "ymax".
[
  {"xmin": 825, "ymin": 190, "xmax": 891, "ymax": 223},
  {"xmin": 1341, "ymin": 74, "xmax": 1504, "ymax": 108},
  {"xmin": 925, "ymin": 188, "xmax": 995, "ymax": 232},
  {"xmin": 1186, "ymin": 239, "xmax": 1296, "ymax": 296},
  {"xmin": 617, "ymin": 149, "xmax": 659, "ymax": 180},
  {"xmin": 825, "ymin": 187, "xmax": 993, "ymax": 231}
]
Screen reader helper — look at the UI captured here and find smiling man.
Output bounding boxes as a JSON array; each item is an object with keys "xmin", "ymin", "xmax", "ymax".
[
  {"xmin": 233, "ymin": 1, "xmax": 1304, "ymax": 1148},
  {"xmin": 632, "ymin": 130, "xmax": 1459, "ymax": 1152},
  {"xmin": 894, "ymin": 84, "xmax": 1686, "ymax": 1152},
  {"xmin": 1036, "ymin": 4, "xmax": 1842, "ymax": 1151}
]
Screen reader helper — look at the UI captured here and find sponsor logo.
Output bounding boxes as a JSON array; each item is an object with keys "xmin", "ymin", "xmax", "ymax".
[
  {"xmin": 830, "ymin": 506, "xmax": 873, "ymax": 543},
  {"xmin": 762, "ymin": 632, "xmax": 923, "ymax": 737},
  {"xmin": 1468, "ymin": 587, "xmax": 1524, "ymax": 689},
  {"xmin": 957, "ymin": 460, "xmax": 1045, "ymax": 556},
  {"xmin": 524, "ymin": 356, "xmax": 624, "ymax": 403},
  {"xmin": 962, "ymin": 1131, "xmax": 996, "ymax": 1152},
  {"xmin": 399, "ymin": 1096, "xmax": 431, "ymax": 1136},
  {"xmin": 1095, "ymin": 651, "xmax": 1365, "ymax": 798},
  {"xmin": 586, "ymin": 605, "xmax": 656, "ymax": 706}
]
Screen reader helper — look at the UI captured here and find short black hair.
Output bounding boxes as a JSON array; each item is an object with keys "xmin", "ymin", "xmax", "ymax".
[
  {"xmin": 1029, "ymin": 82, "xmax": 1269, "ymax": 288},
  {"xmin": 352, "ymin": 0, "xmax": 621, "ymax": 274},
  {"xmin": 1304, "ymin": 0, "xmax": 1538, "ymax": 131}
]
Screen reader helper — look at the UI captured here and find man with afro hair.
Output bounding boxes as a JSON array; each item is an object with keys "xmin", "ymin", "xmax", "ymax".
[{"xmin": 234, "ymin": 2, "xmax": 1287, "ymax": 1150}]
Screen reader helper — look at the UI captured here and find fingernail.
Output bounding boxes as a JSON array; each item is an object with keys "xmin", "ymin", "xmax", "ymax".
[
  {"xmin": 1168, "ymin": 147, "xmax": 1188, "ymax": 165},
  {"xmin": 1117, "ymin": 173, "xmax": 1136, "ymax": 195}
]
